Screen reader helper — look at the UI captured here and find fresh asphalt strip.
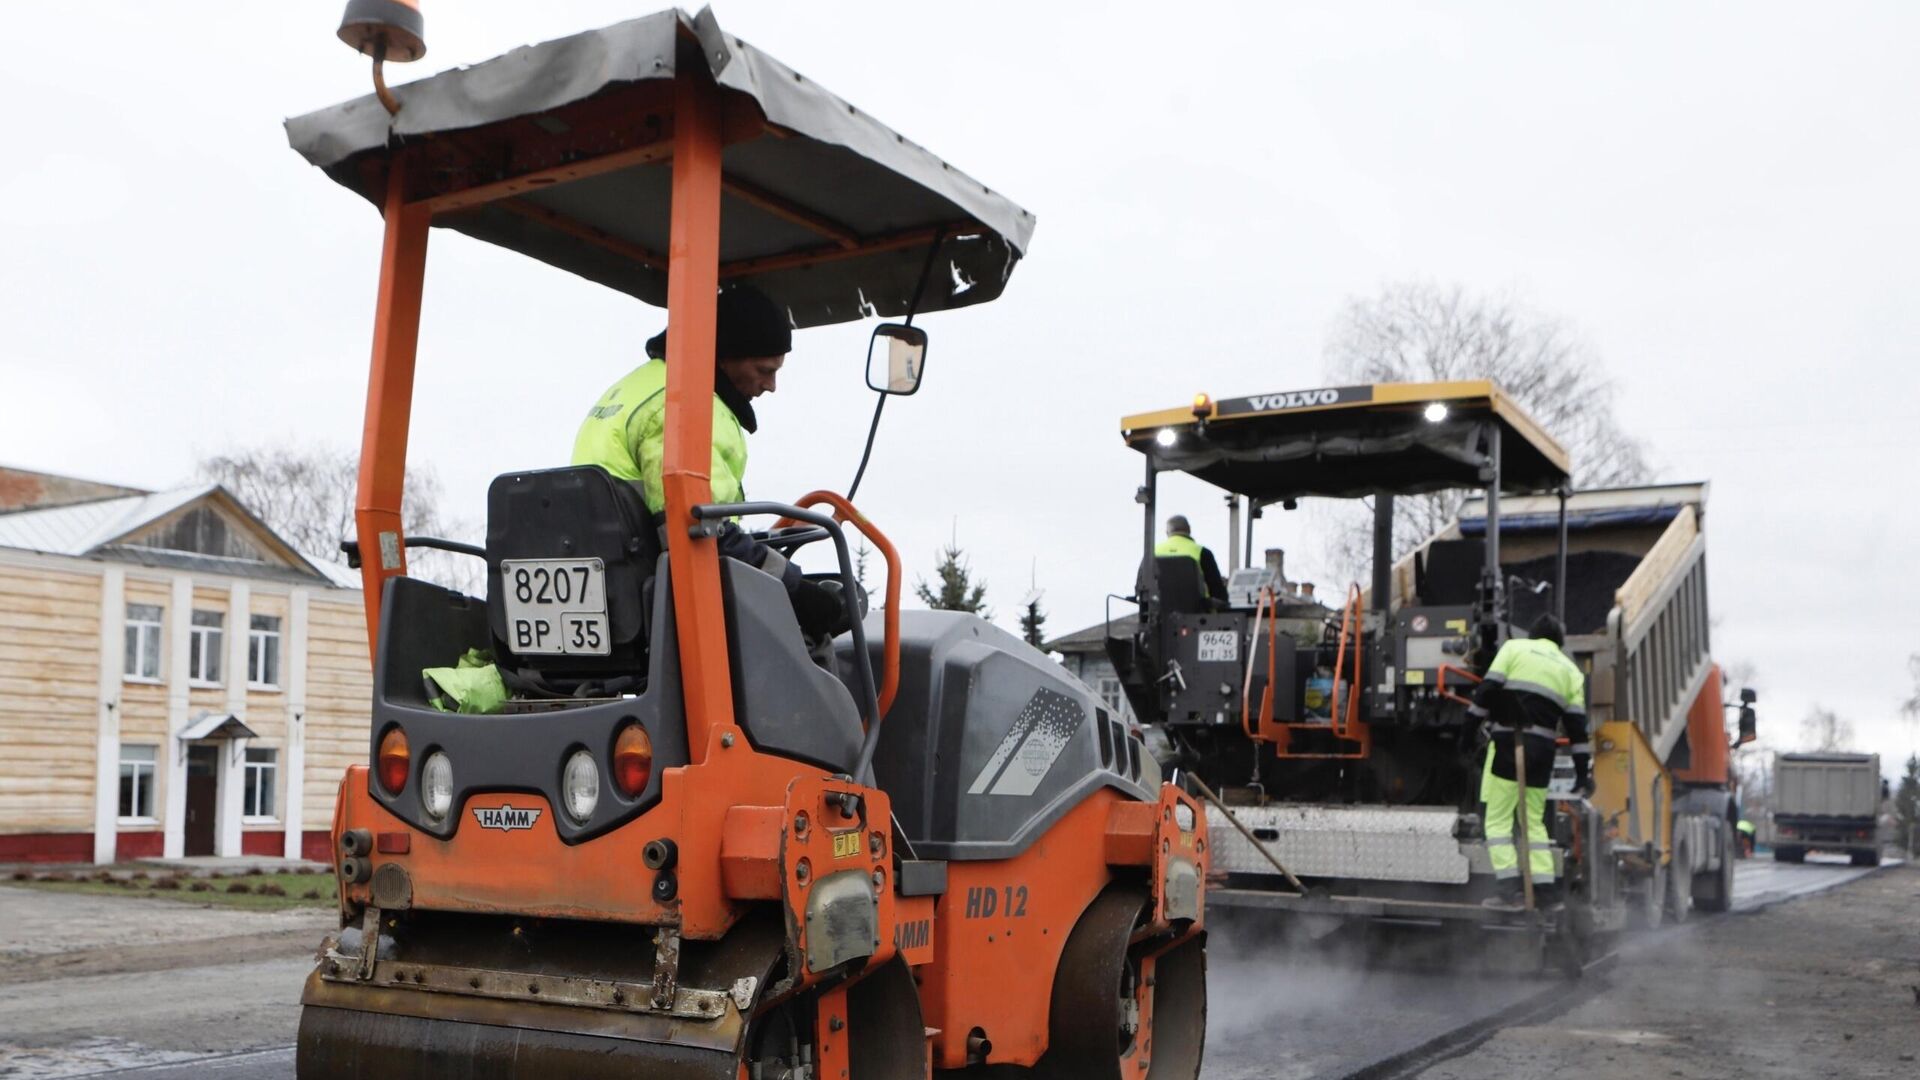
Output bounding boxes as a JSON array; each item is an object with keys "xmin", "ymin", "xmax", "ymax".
[
  {"xmin": 58, "ymin": 859, "xmax": 1897, "ymax": 1080},
  {"xmin": 1324, "ymin": 857, "xmax": 1898, "ymax": 1080}
]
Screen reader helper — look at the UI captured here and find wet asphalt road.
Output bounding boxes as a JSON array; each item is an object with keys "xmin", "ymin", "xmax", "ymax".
[{"xmin": 18, "ymin": 856, "xmax": 1888, "ymax": 1080}]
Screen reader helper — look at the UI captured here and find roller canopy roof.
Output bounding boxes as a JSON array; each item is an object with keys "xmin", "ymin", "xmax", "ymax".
[
  {"xmin": 1121, "ymin": 381, "xmax": 1571, "ymax": 501},
  {"xmin": 285, "ymin": 7, "xmax": 1034, "ymax": 328}
]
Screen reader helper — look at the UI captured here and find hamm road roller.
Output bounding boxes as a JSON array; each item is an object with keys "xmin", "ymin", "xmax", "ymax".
[{"xmin": 288, "ymin": 6, "xmax": 1208, "ymax": 1077}]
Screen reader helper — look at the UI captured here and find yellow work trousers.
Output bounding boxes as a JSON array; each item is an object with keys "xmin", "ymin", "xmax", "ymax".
[{"xmin": 1482, "ymin": 745, "xmax": 1555, "ymax": 883}]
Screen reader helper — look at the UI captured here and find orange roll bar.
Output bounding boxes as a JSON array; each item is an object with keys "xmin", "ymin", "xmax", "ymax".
[{"xmin": 777, "ymin": 491, "xmax": 902, "ymax": 721}]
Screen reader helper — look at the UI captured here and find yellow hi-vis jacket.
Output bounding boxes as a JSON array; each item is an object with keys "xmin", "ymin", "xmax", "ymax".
[
  {"xmin": 571, "ymin": 358, "xmax": 747, "ymax": 514},
  {"xmin": 1469, "ymin": 636, "xmax": 1588, "ymax": 740},
  {"xmin": 1154, "ymin": 534, "xmax": 1208, "ymax": 597}
]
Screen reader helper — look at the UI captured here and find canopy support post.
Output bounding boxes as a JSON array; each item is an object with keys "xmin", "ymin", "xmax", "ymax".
[
  {"xmin": 355, "ymin": 162, "xmax": 430, "ymax": 658},
  {"xmin": 1479, "ymin": 423, "xmax": 1504, "ymax": 657},
  {"xmin": 1140, "ymin": 455, "xmax": 1158, "ymax": 573},
  {"xmin": 661, "ymin": 68, "xmax": 737, "ymax": 763},
  {"xmin": 1245, "ymin": 500, "xmax": 1261, "ymax": 574},
  {"xmin": 1226, "ymin": 495, "xmax": 1242, "ymax": 572},
  {"xmin": 1555, "ymin": 485, "xmax": 1570, "ymax": 626},
  {"xmin": 1371, "ymin": 493, "xmax": 1394, "ymax": 618}
]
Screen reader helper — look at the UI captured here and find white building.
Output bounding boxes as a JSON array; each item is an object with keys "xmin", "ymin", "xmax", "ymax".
[{"xmin": 0, "ymin": 466, "xmax": 371, "ymax": 863}]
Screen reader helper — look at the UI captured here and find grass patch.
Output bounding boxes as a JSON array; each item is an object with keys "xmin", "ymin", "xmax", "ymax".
[{"xmin": 3, "ymin": 871, "xmax": 337, "ymax": 911}]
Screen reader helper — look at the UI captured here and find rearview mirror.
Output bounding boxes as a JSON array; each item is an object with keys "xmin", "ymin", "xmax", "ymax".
[
  {"xmin": 1737, "ymin": 705, "xmax": 1757, "ymax": 745},
  {"xmin": 866, "ymin": 324, "xmax": 928, "ymax": 395}
]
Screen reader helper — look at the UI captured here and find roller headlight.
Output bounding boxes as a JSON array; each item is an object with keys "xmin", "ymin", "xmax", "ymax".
[
  {"xmin": 563, "ymin": 750, "xmax": 601, "ymax": 823},
  {"xmin": 421, "ymin": 751, "xmax": 453, "ymax": 821}
]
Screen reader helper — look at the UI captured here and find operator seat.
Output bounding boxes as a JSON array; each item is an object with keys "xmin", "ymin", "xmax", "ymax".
[
  {"xmin": 485, "ymin": 466, "xmax": 660, "ymax": 691},
  {"xmin": 1150, "ymin": 556, "xmax": 1208, "ymax": 617}
]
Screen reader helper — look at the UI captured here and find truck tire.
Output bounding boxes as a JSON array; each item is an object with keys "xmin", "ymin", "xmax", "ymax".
[
  {"xmin": 1693, "ymin": 821, "xmax": 1735, "ymax": 914},
  {"xmin": 1850, "ymin": 850, "xmax": 1881, "ymax": 868},
  {"xmin": 1666, "ymin": 833, "xmax": 1693, "ymax": 924},
  {"xmin": 1629, "ymin": 860, "xmax": 1666, "ymax": 931},
  {"xmin": 1774, "ymin": 846, "xmax": 1804, "ymax": 864}
]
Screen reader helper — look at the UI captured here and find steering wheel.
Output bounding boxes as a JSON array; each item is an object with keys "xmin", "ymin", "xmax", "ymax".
[{"xmin": 751, "ymin": 524, "xmax": 831, "ymax": 556}]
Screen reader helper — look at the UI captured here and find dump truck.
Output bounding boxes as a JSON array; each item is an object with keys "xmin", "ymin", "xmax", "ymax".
[
  {"xmin": 1106, "ymin": 384, "xmax": 1758, "ymax": 967},
  {"xmin": 1772, "ymin": 752, "xmax": 1885, "ymax": 866},
  {"xmin": 287, "ymin": 6, "xmax": 1208, "ymax": 1077}
]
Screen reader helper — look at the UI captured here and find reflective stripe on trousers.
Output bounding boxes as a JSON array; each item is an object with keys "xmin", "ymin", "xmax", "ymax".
[{"xmin": 1481, "ymin": 745, "xmax": 1555, "ymax": 882}]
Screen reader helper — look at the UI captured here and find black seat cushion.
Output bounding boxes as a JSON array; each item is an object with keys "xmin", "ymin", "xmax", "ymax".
[{"xmin": 485, "ymin": 466, "xmax": 659, "ymax": 679}]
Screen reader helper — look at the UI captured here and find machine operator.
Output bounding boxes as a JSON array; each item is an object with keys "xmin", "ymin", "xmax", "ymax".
[
  {"xmin": 1155, "ymin": 515, "xmax": 1228, "ymax": 604},
  {"xmin": 572, "ymin": 284, "xmax": 846, "ymax": 638},
  {"xmin": 1468, "ymin": 614, "xmax": 1589, "ymax": 910}
]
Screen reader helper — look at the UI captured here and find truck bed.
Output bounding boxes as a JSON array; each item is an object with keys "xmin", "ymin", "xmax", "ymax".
[{"xmin": 1454, "ymin": 484, "xmax": 1714, "ymax": 764}]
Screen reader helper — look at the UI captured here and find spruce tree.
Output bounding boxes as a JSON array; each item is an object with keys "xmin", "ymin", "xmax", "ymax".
[
  {"xmin": 915, "ymin": 533, "xmax": 989, "ymax": 618},
  {"xmin": 1020, "ymin": 595, "xmax": 1048, "ymax": 648}
]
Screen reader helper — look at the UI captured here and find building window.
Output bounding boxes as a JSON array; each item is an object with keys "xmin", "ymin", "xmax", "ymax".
[
  {"xmin": 243, "ymin": 747, "xmax": 278, "ymax": 820},
  {"xmin": 124, "ymin": 604, "xmax": 163, "ymax": 681},
  {"xmin": 248, "ymin": 615, "xmax": 282, "ymax": 689},
  {"xmin": 188, "ymin": 610, "xmax": 224, "ymax": 685},
  {"xmin": 118, "ymin": 744, "xmax": 157, "ymax": 821},
  {"xmin": 1096, "ymin": 676, "xmax": 1130, "ymax": 718}
]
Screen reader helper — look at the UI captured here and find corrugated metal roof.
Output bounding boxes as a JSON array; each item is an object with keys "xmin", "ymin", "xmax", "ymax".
[
  {"xmin": 0, "ymin": 484, "xmax": 356, "ymax": 590},
  {"xmin": 0, "ymin": 486, "xmax": 210, "ymax": 556}
]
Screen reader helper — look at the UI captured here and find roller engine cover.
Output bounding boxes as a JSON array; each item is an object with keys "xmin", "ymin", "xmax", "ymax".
[{"xmin": 840, "ymin": 611, "xmax": 1156, "ymax": 861}]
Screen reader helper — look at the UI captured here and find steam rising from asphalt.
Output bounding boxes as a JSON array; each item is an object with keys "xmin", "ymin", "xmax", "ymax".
[{"xmin": 1200, "ymin": 912, "xmax": 1557, "ymax": 1079}]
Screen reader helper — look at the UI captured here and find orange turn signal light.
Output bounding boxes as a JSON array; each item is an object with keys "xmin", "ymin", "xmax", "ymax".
[
  {"xmin": 377, "ymin": 727, "xmax": 411, "ymax": 794},
  {"xmin": 613, "ymin": 723, "xmax": 654, "ymax": 798}
]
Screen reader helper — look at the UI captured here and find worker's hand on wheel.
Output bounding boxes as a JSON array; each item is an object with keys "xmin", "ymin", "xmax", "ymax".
[{"xmin": 791, "ymin": 579, "xmax": 849, "ymax": 639}]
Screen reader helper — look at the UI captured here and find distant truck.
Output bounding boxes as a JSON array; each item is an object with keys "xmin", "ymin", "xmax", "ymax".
[{"xmin": 1772, "ymin": 753, "xmax": 1885, "ymax": 866}]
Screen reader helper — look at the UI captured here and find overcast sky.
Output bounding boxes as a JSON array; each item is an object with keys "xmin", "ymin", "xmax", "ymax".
[{"xmin": 5, "ymin": 2, "xmax": 1917, "ymax": 773}]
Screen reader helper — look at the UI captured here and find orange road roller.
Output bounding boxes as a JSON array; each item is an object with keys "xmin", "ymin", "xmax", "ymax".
[{"xmin": 288, "ymin": 6, "xmax": 1208, "ymax": 1077}]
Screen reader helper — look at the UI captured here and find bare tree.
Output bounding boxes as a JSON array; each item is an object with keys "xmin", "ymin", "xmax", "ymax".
[
  {"xmin": 1318, "ymin": 282, "xmax": 1655, "ymax": 580},
  {"xmin": 197, "ymin": 445, "xmax": 481, "ymax": 594},
  {"xmin": 1902, "ymin": 652, "xmax": 1920, "ymax": 727},
  {"xmin": 1798, "ymin": 705, "xmax": 1855, "ymax": 753}
]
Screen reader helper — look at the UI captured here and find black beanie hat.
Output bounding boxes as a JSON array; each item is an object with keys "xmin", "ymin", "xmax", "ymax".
[
  {"xmin": 645, "ymin": 285, "xmax": 792, "ymax": 361},
  {"xmin": 1529, "ymin": 613, "xmax": 1566, "ymax": 646}
]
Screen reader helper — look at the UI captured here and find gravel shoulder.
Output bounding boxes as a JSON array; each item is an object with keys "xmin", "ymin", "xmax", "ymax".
[
  {"xmin": 0, "ymin": 885, "xmax": 333, "ymax": 1078},
  {"xmin": 1413, "ymin": 863, "xmax": 1920, "ymax": 1080},
  {"xmin": 0, "ymin": 884, "xmax": 335, "ymax": 961}
]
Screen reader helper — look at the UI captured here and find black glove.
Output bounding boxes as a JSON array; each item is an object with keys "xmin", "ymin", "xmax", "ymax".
[
  {"xmin": 1573, "ymin": 753, "xmax": 1594, "ymax": 798},
  {"xmin": 791, "ymin": 579, "xmax": 848, "ymax": 639},
  {"xmin": 718, "ymin": 521, "xmax": 805, "ymax": 590}
]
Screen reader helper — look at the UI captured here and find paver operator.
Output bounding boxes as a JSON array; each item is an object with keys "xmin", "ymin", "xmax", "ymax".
[
  {"xmin": 573, "ymin": 284, "xmax": 846, "ymax": 637},
  {"xmin": 1468, "ymin": 614, "xmax": 1589, "ymax": 909},
  {"xmin": 1155, "ymin": 514, "xmax": 1228, "ymax": 604}
]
